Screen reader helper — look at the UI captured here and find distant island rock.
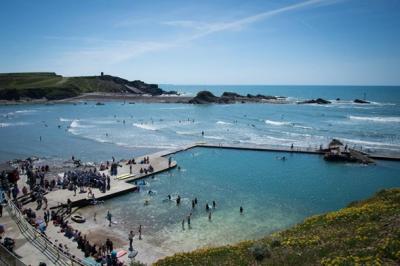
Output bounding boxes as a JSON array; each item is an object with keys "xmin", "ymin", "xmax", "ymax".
[
  {"xmin": 0, "ymin": 72, "xmax": 177, "ymax": 101},
  {"xmin": 354, "ymin": 99, "xmax": 370, "ymax": 104},
  {"xmin": 189, "ymin": 90, "xmax": 286, "ymax": 104},
  {"xmin": 298, "ymin": 98, "xmax": 331, "ymax": 104}
]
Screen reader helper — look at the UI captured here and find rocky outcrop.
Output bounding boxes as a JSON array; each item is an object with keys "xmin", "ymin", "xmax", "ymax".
[
  {"xmin": 298, "ymin": 98, "xmax": 331, "ymax": 104},
  {"xmin": 354, "ymin": 99, "xmax": 370, "ymax": 104},
  {"xmin": 189, "ymin": 91, "xmax": 286, "ymax": 104},
  {"xmin": 189, "ymin": 91, "xmax": 221, "ymax": 104}
]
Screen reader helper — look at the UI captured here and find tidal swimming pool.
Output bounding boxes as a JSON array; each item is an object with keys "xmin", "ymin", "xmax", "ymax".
[{"xmin": 83, "ymin": 147, "xmax": 400, "ymax": 256}]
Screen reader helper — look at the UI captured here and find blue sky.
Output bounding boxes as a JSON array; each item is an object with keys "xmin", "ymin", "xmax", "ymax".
[{"xmin": 1, "ymin": 0, "xmax": 399, "ymax": 85}]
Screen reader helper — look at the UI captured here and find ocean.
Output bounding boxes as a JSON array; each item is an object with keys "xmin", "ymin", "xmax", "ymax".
[{"xmin": 0, "ymin": 85, "xmax": 399, "ymax": 162}]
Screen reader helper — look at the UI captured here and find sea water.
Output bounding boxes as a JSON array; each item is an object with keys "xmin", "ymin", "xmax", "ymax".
[
  {"xmin": 1, "ymin": 85, "xmax": 399, "ymax": 257},
  {"xmin": 0, "ymin": 85, "xmax": 399, "ymax": 162},
  {"xmin": 82, "ymin": 147, "xmax": 400, "ymax": 254}
]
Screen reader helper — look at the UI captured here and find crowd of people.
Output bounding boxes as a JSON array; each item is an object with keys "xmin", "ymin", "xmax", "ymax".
[{"xmin": 59, "ymin": 169, "xmax": 111, "ymax": 194}]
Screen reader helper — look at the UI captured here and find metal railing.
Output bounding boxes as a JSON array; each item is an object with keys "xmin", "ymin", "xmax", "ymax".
[
  {"xmin": 0, "ymin": 241, "xmax": 25, "ymax": 266},
  {"xmin": 5, "ymin": 200, "xmax": 89, "ymax": 266}
]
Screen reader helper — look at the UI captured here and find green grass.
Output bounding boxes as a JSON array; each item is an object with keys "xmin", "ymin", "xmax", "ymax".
[
  {"xmin": 154, "ymin": 188, "xmax": 400, "ymax": 266},
  {"xmin": 0, "ymin": 72, "xmax": 144, "ymax": 100}
]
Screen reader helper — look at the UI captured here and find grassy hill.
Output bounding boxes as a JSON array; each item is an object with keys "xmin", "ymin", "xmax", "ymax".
[
  {"xmin": 154, "ymin": 188, "xmax": 400, "ymax": 266},
  {"xmin": 0, "ymin": 72, "xmax": 166, "ymax": 101}
]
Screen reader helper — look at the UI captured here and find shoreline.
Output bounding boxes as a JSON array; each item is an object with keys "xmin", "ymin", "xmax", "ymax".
[{"xmin": 0, "ymin": 92, "xmax": 292, "ymax": 105}]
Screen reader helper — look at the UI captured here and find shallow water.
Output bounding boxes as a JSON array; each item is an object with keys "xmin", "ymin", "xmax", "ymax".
[{"xmin": 82, "ymin": 147, "xmax": 400, "ymax": 254}]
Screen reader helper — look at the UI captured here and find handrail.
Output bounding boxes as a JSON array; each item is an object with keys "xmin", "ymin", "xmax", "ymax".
[
  {"xmin": 0, "ymin": 241, "xmax": 25, "ymax": 266},
  {"xmin": 5, "ymin": 200, "xmax": 90, "ymax": 266}
]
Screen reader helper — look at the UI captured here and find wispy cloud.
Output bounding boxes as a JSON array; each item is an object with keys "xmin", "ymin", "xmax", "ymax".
[
  {"xmin": 53, "ymin": 0, "xmax": 337, "ymax": 67},
  {"xmin": 161, "ymin": 20, "xmax": 215, "ymax": 31}
]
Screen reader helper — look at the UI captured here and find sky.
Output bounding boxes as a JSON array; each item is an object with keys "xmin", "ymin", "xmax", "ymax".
[{"xmin": 0, "ymin": 0, "xmax": 399, "ymax": 85}]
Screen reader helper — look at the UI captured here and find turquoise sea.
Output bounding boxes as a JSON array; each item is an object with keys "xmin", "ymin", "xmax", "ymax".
[{"xmin": 1, "ymin": 85, "xmax": 400, "ymax": 257}]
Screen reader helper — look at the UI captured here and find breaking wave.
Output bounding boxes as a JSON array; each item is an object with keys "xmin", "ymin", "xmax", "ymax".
[
  {"xmin": 133, "ymin": 123, "xmax": 158, "ymax": 131},
  {"xmin": 216, "ymin": 121, "xmax": 232, "ymax": 125},
  {"xmin": 0, "ymin": 122, "xmax": 31, "ymax": 128},
  {"xmin": 349, "ymin": 116, "xmax": 400, "ymax": 123},
  {"xmin": 265, "ymin": 120, "xmax": 291, "ymax": 126}
]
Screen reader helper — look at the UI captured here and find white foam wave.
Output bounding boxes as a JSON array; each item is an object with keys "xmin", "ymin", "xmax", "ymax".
[
  {"xmin": 59, "ymin": 117, "xmax": 73, "ymax": 122},
  {"xmin": 293, "ymin": 125, "xmax": 313, "ymax": 129},
  {"xmin": 349, "ymin": 116, "xmax": 400, "ymax": 123},
  {"xmin": 176, "ymin": 131, "xmax": 198, "ymax": 136},
  {"xmin": 216, "ymin": 121, "xmax": 232, "ymax": 125},
  {"xmin": 204, "ymin": 135, "xmax": 224, "ymax": 140},
  {"xmin": 341, "ymin": 138, "xmax": 400, "ymax": 148},
  {"xmin": 69, "ymin": 120, "xmax": 94, "ymax": 129},
  {"xmin": 0, "ymin": 122, "xmax": 31, "ymax": 128},
  {"xmin": 133, "ymin": 123, "xmax": 158, "ymax": 131},
  {"xmin": 265, "ymin": 120, "xmax": 291, "ymax": 126},
  {"xmin": 15, "ymin": 109, "xmax": 36, "ymax": 114}
]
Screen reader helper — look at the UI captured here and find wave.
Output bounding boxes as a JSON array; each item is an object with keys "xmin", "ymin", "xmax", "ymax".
[
  {"xmin": 0, "ymin": 122, "xmax": 31, "ymax": 128},
  {"xmin": 265, "ymin": 120, "xmax": 291, "ymax": 126},
  {"xmin": 59, "ymin": 117, "xmax": 73, "ymax": 122},
  {"xmin": 132, "ymin": 123, "xmax": 158, "ymax": 131},
  {"xmin": 340, "ymin": 138, "xmax": 400, "ymax": 148},
  {"xmin": 16, "ymin": 110, "xmax": 36, "ymax": 114},
  {"xmin": 349, "ymin": 116, "xmax": 400, "ymax": 123},
  {"xmin": 176, "ymin": 131, "xmax": 199, "ymax": 136},
  {"xmin": 69, "ymin": 120, "xmax": 94, "ymax": 129},
  {"xmin": 204, "ymin": 135, "xmax": 224, "ymax": 140},
  {"xmin": 293, "ymin": 125, "xmax": 313, "ymax": 129},
  {"xmin": 216, "ymin": 121, "xmax": 232, "ymax": 125}
]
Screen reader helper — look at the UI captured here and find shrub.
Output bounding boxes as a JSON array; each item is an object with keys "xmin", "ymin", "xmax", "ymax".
[{"xmin": 248, "ymin": 242, "xmax": 271, "ymax": 261}]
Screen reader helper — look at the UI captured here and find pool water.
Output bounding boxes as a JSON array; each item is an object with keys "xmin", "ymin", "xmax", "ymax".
[{"xmin": 84, "ymin": 147, "xmax": 400, "ymax": 253}]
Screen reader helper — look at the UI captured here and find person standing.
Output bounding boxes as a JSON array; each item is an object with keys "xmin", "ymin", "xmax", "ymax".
[
  {"xmin": 181, "ymin": 219, "xmax": 185, "ymax": 230},
  {"xmin": 0, "ymin": 203, "xmax": 3, "ymax": 217},
  {"xmin": 208, "ymin": 212, "xmax": 212, "ymax": 221},
  {"xmin": 128, "ymin": 231, "xmax": 134, "ymax": 250},
  {"xmin": 107, "ymin": 210, "xmax": 112, "ymax": 227},
  {"xmin": 138, "ymin": 225, "xmax": 142, "ymax": 240}
]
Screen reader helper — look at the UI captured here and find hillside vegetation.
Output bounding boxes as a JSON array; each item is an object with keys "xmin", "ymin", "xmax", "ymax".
[
  {"xmin": 155, "ymin": 188, "xmax": 400, "ymax": 266},
  {"xmin": 0, "ymin": 72, "xmax": 167, "ymax": 100}
]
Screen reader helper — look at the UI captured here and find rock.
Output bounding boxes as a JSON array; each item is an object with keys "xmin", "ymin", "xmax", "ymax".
[
  {"xmin": 298, "ymin": 98, "xmax": 331, "ymax": 104},
  {"xmin": 189, "ymin": 91, "xmax": 220, "ymax": 104},
  {"xmin": 221, "ymin": 92, "xmax": 242, "ymax": 98},
  {"xmin": 354, "ymin": 99, "xmax": 370, "ymax": 104}
]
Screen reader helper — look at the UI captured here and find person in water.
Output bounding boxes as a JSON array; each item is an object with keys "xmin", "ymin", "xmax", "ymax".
[
  {"xmin": 182, "ymin": 219, "xmax": 185, "ymax": 230},
  {"xmin": 212, "ymin": 201, "xmax": 216, "ymax": 209},
  {"xmin": 138, "ymin": 225, "xmax": 142, "ymax": 240},
  {"xmin": 206, "ymin": 203, "xmax": 210, "ymax": 211},
  {"xmin": 176, "ymin": 195, "xmax": 181, "ymax": 205},
  {"xmin": 192, "ymin": 200, "xmax": 195, "ymax": 209},
  {"xmin": 187, "ymin": 215, "xmax": 191, "ymax": 229},
  {"xmin": 240, "ymin": 206, "xmax": 243, "ymax": 214},
  {"xmin": 107, "ymin": 210, "xmax": 112, "ymax": 227}
]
